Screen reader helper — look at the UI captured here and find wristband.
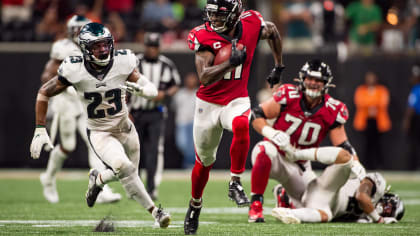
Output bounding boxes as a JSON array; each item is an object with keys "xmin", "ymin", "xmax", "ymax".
[
  {"xmin": 36, "ymin": 93, "xmax": 49, "ymax": 102},
  {"xmin": 36, "ymin": 124, "xmax": 46, "ymax": 128},
  {"xmin": 368, "ymin": 210, "xmax": 381, "ymax": 222}
]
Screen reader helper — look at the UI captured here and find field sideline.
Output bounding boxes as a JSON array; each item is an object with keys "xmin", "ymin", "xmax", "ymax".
[{"xmin": 0, "ymin": 169, "xmax": 419, "ymax": 235}]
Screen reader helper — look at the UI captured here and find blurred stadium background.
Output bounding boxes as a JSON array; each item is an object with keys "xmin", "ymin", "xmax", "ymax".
[{"xmin": 0, "ymin": 0, "xmax": 420, "ymax": 234}]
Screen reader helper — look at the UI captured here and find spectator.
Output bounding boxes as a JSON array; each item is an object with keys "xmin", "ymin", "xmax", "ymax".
[
  {"xmin": 140, "ymin": 0, "xmax": 177, "ymax": 33},
  {"xmin": 405, "ymin": 0, "xmax": 420, "ymax": 50},
  {"xmin": 345, "ymin": 0, "xmax": 383, "ymax": 54},
  {"xmin": 34, "ymin": 1, "xmax": 66, "ymax": 41},
  {"xmin": 279, "ymin": 0, "xmax": 315, "ymax": 52},
  {"xmin": 402, "ymin": 64, "xmax": 420, "ymax": 171},
  {"xmin": 353, "ymin": 71, "xmax": 391, "ymax": 170},
  {"xmin": 381, "ymin": 6, "xmax": 404, "ymax": 53},
  {"xmin": 1, "ymin": 0, "xmax": 33, "ymax": 24},
  {"xmin": 172, "ymin": 72, "xmax": 199, "ymax": 169}
]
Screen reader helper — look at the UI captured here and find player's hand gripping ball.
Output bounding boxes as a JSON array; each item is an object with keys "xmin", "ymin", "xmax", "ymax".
[{"xmin": 213, "ymin": 39, "xmax": 246, "ymax": 67}]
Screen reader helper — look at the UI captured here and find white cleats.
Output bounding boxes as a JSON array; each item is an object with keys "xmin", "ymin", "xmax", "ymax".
[
  {"xmin": 271, "ymin": 207, "xmax": 301, "ymax": 224},
  {"xmin": 96, "ymin": 185, "xmax": 122, "ymax": 204},
  {"xmin": 153, "ymin": 205, "xmax": 171, "ymax": 228},
  {"xmin": 40, "ymin": 172, "xmax": 59, "ymax": 203}
]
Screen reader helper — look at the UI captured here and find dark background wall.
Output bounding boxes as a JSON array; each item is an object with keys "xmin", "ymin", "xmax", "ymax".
[{"xmin": 0, "ymin": 49, "xmax": 418, "ymax": 170}]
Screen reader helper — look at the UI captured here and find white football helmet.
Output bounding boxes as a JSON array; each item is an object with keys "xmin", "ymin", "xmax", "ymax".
[
  {"xmin": 67, "ymin": 15, "xmax": 91, "ymax": 43},
  {"xmin": 78, "ymin": 23, "xmax": 114, "ymax": 67}
]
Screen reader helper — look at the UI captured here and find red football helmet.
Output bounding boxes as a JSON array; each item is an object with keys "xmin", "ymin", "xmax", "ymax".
[{"xmin": 204, "ymin": 0, "xmax": 243, "ymax": 33}]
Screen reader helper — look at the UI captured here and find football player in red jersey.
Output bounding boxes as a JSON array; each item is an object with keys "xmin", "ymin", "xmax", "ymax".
[
  {"xmin": 248, "ymin": 59, "xmax": 366, "ymax": 223},
  {"xmin": 184, "ymin": 0, "xmax": 284, "ymax": 234}
]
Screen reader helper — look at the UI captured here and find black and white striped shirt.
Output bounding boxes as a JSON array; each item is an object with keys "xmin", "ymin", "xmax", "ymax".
[{"xmin": 130, "ymin": 54, "xmax": 181, "ymax": 111}]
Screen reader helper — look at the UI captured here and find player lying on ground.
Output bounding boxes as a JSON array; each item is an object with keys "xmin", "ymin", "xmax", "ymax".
[
  {"xmin": 30, "ymin": 22, "xmax": 171, "ymax": 228},
  {"xmin": 249, "ymin": 59, "xmax": 366, "ymax": 223},
  {"xmin": 271, "ymin": 172, "xmax": 405, "ymax": 224}
]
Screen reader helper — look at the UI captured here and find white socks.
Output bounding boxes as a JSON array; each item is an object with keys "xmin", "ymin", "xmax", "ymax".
[
  {"xmin": 96, "ymin": 169, "xmax": 117, "ymax": 188},
  {"xmin": 120, "ymin": 173, "xmax": 154, "ymax": 210},
  {"xmin": 289, "ymin": 208, "xmax": 322, "ymax": 223},
  {"xmin": 45, "ymin": 146, "xmax": 67, "ymax": 178}
]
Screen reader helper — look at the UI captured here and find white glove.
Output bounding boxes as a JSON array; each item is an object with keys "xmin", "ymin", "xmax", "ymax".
[
  {"xmin": 261, "ymin": 126, "xmax": 295, "ymax": 158},
  {"xmin": 120, "ymin": 81, "xmax": 143, "ymax": 96},
  {"xmin": 350, "ymin": 160, "xmax": 366, "ymax": 181},
  {"xmin": 30, "ymin": 127, "xmax": 54, "ymax": 159},
  {"xmin": 382, "ymin": 217, "xmax": 397, "ymax": 224}
]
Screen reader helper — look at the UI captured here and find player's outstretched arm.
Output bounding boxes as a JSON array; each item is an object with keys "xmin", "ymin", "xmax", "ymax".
[
  {"xmin": 30, "ymin": 76, "xmax": 68, "ymax": 159},
  {"xmin": 261, "ymin": 21, "xmax": 285, "ymax": 88},
  {"xmin": 122, "ymin": 68, "xmax": 158, "ymax": 99},
  {"xmin": 195, "ymin": 50, "xmax": 234, "ymax": 86}
]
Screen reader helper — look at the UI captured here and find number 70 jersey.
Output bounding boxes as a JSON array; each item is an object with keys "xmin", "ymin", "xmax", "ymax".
[
  {"xmin": 57, "ymin": 49, "xmax": 138, "ymax": 131},
  {"xmin": 272, "ymin": 84, "xmax": 349, "ymax": 150}
]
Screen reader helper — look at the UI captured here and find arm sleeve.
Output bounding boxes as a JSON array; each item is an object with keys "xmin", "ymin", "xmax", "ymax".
[{"xmin": 138, "ymin": 74, "xmax": 158, "ymax": 99}]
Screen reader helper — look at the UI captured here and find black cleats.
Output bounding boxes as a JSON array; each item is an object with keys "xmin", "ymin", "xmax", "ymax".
[
  {"xmin": 184, "ymin": 201, "xmax": 202, "ymax": 235},
  {"xmin": 86, "ymin": 169, "xmax": 103, "ymax": 207},
  {"xmin": 228, "ymin": 180, "xmax": 250, "ymax": 207}
]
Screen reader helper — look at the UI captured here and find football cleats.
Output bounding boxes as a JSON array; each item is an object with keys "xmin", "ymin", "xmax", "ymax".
[
  {"xmin": 376, "ymin": 193, "xmax": 405, "ymax": 221},
  {"xmin": 78, "ymin": 23, "xmax": 114, "ymax": 67},
  {"xmin": 205, "ymin": 0, "xmax": 243, "ymax": 33},
  {"xmin": 296, "ymin": 59, "xmax": 334, "ymax": 98},
  {"xmin": 67, "ymin": 15, "xmax": 91, "ymax": 44}
]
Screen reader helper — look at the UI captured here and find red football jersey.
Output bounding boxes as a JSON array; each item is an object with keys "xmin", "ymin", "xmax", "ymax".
[
  {"xmin": 187, "ymin": 10, "xmax": 265, "ymax": 105},
  {"xmin": 271, "ymin": 84, "xmax": 349, "ymax": 150}
]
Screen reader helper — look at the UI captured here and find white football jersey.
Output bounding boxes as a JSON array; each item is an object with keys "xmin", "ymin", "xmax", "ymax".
[
  {"xmin": 332, "ymin": 172, "xmax": 386, "ymax": 219},
  {"xmin": 50, "ymin": 38, "xmax": 84, "ymax": 116},
  {"xmin": 58, "ymin": 49, "xmax": 138, "ymax": 131},
  {"xmin": 50, "ymin": 38, "xmax": 81, "ymax": 61}
]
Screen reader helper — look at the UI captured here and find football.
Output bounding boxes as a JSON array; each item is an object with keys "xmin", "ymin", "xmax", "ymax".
[{"xmin": 213, "ymin": 42, "xmax": 245, "ymax": 65}]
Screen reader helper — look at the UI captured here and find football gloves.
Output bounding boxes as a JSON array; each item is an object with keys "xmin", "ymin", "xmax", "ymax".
[
  {"xmin": 30, "ymin": 127, "xmax": 54, "ymax": 159},
  {"xmin": 229, "ymin": 39, "xmax": 247, "ymax": 67},
  {"xmin": 267, "ymin": 65, "xmax": 285, "ymax": 88},
  {"xmin": 262, "ymin": 126, "xmax": 295, "ymax": 158},
  {"xmin": 120, "ymin": 81, "xmax": 144, "ymax": 96}
]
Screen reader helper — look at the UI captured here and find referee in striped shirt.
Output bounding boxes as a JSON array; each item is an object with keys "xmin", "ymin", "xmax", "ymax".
[{"xmin": 129, "ymin": 32, "xmax": 180, "ymax": 200}]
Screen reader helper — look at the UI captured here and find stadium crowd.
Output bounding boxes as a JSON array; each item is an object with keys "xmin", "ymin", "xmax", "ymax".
[{"xmin": 1, "ymin": 0, "xmax": 420, "ymax": 53}]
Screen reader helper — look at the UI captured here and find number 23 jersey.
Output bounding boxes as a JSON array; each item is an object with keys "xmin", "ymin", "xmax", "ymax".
[
  {"xmin": 272, "ymin": 84, "xmax": 349, "ymax": 150},
  {"xmin": 57, "ymin": 49, "xmax": 138, "ymax": 131}
]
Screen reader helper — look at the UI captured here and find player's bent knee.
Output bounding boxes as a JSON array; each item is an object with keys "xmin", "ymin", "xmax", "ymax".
[
  {"xmin": 232, "ymin": 116, "xmax": 249, "ymax": 136},
  {"xmin": 335, "ymin": 149, "xmax": 351, "ymax": 164},
  {"xmin": 251, "ymin": 141, "xmax": 277, "ymax": 165},
  {"xmin": 114, "ymin": 161, "xmax": 136, "ymax": 179}
]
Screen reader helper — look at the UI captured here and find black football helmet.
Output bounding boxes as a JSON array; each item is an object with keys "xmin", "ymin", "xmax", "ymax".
[
  {"xmin": 205, "ymin": 0, "xmax": 243, "ymax": 33},
  {"xmin": 78, "ymin": 23, "xmax": 114, "ymax": 67},
  {"xmin": 296, "ymin": 59, "xmax": 334, "ymax": 98},
  {"xmin": 376, "ymin": 193, "xmax": 405, "ymax": 221}
]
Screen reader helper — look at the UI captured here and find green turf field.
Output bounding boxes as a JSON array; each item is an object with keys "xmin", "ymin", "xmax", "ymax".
[{"xmin": 0, "ymin": 170, "xmax": 419, "ymax": 235}]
